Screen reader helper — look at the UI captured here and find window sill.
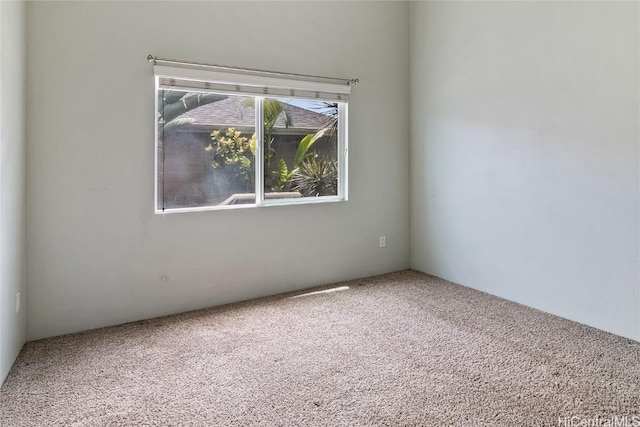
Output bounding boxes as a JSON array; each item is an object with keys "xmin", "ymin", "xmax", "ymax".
[{"xmin": 155, "ymin": 195, "xmax": 346, "ymax": 215}]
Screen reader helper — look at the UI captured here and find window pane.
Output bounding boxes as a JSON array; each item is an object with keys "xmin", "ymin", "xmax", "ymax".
[
  {"xmin": 157, "ymin": 91, "xmax": 256, "ymax": 210},
  {"xmin": 263, "ymin": 98, "xmax": 339, "ymax": 199}
]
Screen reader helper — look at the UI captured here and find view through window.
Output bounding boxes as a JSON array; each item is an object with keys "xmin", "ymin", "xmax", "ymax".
[{"xmin": 156, "ymin": 87, "xmax": 346, "ymax": 212}]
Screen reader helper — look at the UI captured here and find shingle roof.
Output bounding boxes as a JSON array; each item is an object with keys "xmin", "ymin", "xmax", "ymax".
[{"xmin": 177, "ymin": 96, "xmax": 331, "ymax": 129}]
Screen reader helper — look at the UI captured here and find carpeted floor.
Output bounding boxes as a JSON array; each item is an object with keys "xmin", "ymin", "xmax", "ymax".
[{"xmin": 1, "ymin": 270, "xmax": 639, "ymax": 426}]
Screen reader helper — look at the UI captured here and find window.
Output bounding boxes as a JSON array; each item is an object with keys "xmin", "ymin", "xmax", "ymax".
[{"xmin": 154, "ymin": 65, "xmax": 349, "ymax": 213}]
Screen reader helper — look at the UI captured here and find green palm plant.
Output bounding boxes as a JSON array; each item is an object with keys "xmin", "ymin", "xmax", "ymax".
[
  {"xmin": 312, "ymin": 102, "xmax": 339, "ymax": 134},
  {"xmin": 272, "ymin": 129, "xmax": 326, "ymax": 191},
  {"xmin": 272, "ymin": 102, "xmax": 338, "ymax": 192},
  {"xmin": 290, "ymin": 156, "xmax": 338, "ymax": 197},
  {"xmin": 242, "ymin": 98, "xmax": 292, "ymax": 172},
  {"xmin": 158, "ymin": 90, "xmax": 228, "ymax": 134}
]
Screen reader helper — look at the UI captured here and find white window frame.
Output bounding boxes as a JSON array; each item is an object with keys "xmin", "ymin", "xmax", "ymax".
[{"xmin": 154, "ymin": 65, "xmax": 349, "ymax": 214}]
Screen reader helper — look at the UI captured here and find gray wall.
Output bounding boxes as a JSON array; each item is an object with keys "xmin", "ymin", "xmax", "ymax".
[
  {"xmin": 26, "ymin": 1, "xmax": 410, "ymax": 340},
  {"xmin": 409, "ymin": 1, "xmax": 640, "ymax": 340},
  {"xmin": 19, "ymin": 0, "xmax": 639, "ymax": 348},
  {"xmin": 0, "ymin": 0, "xmax": 27, "ymax": 384}
]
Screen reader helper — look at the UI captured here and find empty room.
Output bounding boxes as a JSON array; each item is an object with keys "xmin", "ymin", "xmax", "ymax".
[{"xmin": 1, "ymin": 0, "xmax": 639, "ymax": 425}]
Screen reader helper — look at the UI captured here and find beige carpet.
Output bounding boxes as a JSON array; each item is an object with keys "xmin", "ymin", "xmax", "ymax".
[{"xmin": 1, "ymin": 270, "xmax": 639, "ymax": 426}]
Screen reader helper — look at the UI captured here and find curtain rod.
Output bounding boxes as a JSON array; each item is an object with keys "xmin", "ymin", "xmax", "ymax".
[{"xmin": 147, "ymin": 55, "xmax": 359, "ymax": 86}]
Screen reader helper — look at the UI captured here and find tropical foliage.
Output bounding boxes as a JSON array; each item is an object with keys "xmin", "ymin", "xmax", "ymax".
[
  {"xmin": 242, "ymin": 99, "xmax": 292, "ymax": 172},
  {"xmin": 158, "ymin": 90, "xmax": 227, "ymax": 134},
  {"xmin": 291, "ymin": 156, "xmax": 338, "ymax": 197},
  {"xmin": 206, "ymin": 128, "xmax": 256, "ymax": 184},
  {"xmin": 204, "ymin": 99, "xmax": 338, "ymax": 197},
  {"xmin": 272, "ymin": 102, "xmax": 338, "ymax": 193},
  {"xmin": 272, "ymin": 129, "xmax": 326, "ymax": 191}
]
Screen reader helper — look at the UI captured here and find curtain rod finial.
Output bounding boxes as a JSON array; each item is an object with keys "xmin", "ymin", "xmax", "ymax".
[
  {"xmin": 147, "ymin": 55, "xmax": 156, "ymax": 64},
  {"xmin": 351, "ymin": 79, "xmax": 359, "ymax": 85}
]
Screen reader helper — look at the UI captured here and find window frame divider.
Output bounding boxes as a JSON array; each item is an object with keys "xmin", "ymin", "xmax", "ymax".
[{"xmin": 255, "ymin": 97, "xmax": 265, "ymax": 207}]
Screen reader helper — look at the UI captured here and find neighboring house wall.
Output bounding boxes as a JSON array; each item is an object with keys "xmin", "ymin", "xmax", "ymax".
[
  {"xmin": 26, "ymin": 1, "xmax": 410, "ymax": 340},
  {"xmin": 0, "ymin": 0, "xmax": 27, "ymax": 385},
  {"xmin": 410, "ymin": 1, "xmax": 640, "ymax": 340}
]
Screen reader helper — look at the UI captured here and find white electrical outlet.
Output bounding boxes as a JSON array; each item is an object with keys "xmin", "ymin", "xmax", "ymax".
[
  {"xmin": 379, "ymin": 236, "xmax": 386, "ymax": 248},
  {"xmin": 15, "ymin": 292, "xmax": 20, "ymax": 313}
]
